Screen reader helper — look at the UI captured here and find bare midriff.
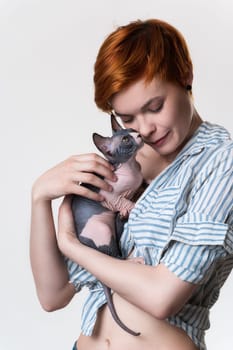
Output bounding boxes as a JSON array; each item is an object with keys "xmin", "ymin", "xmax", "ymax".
[{"xmin": 76, "ymin": 293, "xmax": 199, "ymax": 350}]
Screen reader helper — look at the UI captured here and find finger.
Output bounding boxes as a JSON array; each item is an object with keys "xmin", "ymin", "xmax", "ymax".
[
  {"xmin": 128, "ymin": 257, "xmax": 145, "ymax": 265},
  {"xmin": 72, "ymin": 153, "xmax": 110, "ymax": 166},
  {"xmin": 73, "ymin": 172, "xmax": 113, "ymax": 193},
  {"xmin": 71, "ymin": 154, "xmax": 116, "ymax": 181},
  {"xmin": 69, "ymin": 183, "xmax": 105, "ymax": 201}
]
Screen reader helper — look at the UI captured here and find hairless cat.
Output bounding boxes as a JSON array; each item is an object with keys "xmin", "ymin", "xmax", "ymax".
[{"xmin": 72, "ymin": 115, "xmax": 145, "ymax": 336}]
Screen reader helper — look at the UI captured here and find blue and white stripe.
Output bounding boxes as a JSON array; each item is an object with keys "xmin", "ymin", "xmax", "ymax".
[{"xmin": 66, "ymin": 122, "xmax": 233, "ymax": 349}]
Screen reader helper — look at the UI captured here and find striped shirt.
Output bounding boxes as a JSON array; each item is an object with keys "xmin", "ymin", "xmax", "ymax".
[{"xmin": 66, "ymin": 122, "xmax": 233, "ymax": 350}]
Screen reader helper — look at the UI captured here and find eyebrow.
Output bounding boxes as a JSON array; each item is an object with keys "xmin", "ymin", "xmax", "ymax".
[{"xmin": 114, "ymin": 96, "xmax": 163, "ymax": 117}]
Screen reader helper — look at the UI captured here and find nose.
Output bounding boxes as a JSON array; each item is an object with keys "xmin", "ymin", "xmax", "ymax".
[{"xmin": 137, "ymin": 115, "xmax": 156, "ymax": 139}]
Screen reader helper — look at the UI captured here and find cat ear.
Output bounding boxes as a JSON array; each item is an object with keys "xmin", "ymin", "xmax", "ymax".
[
  {"xmin": 111, "ymin": 113, "xmax": 123, "ymax": 133},
  {"xmin": 92, "ymin": 133, "xmax": 112, "ymax": 158}
]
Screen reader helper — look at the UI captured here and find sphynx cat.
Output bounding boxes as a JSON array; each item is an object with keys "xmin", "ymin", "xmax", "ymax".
[{"xmin": 72, "ymin": 115, "xmax": 144, "ymax": 336}]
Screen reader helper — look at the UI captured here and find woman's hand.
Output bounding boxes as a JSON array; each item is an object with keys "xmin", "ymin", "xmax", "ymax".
[{"xmin": 32, "ymin": 153, "xmax": 117, "ymax": 203}]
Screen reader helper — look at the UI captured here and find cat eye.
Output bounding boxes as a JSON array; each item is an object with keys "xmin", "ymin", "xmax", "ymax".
[{"xmin": 122, "ymin": 136, "xmax": 130, "ymax": 143}]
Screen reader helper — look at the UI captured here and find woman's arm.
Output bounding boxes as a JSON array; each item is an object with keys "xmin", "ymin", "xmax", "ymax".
[
  {"xmin": 57, "ymin": 196, "xmax": 196, "ymax": 320},
  {"xmin": 30, "ymin": 197, "xmax": 75, "ymax": 311},
  {"xmin": 30, "ymin": 153, "xmax": 116, "ymax": 311}
]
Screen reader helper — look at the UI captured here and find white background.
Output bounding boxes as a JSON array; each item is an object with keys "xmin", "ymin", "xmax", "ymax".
[{"xmin": 0, "ymin": 1, "xmax": 233, "ymax": 349}]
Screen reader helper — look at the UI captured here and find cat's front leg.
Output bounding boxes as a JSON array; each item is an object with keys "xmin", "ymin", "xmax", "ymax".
[{"xmin": 116, "ymin": 197, "xmax": 135, "ymax": 218}]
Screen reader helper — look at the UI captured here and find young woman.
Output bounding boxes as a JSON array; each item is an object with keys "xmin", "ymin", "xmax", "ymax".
[{"xmin": 30, "ymin": 19, "xmax": 233, "ymax": 350}]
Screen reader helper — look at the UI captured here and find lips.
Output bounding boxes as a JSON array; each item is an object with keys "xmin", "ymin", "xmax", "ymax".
[{"xmin": 148, "ymin": 131, "xmax": 170, "ymax": 147}]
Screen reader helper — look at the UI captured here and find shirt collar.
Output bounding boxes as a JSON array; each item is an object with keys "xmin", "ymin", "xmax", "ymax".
[{"xmin": 176, "ymin": 121, "xmax": 231, "ymax": 159}]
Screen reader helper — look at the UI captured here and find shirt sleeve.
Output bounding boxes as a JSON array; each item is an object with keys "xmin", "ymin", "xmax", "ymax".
[
  {"xmin": 64, "ymin": 257, "xmax": 98, "ymax": 292},
  {"xmin": 161, "ymin": 146, "xmax": 233, "ymax": 284}
]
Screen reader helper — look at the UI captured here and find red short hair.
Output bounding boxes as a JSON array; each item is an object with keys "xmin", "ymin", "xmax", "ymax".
[{"xmin": 94, "ymin": 19, "xmax": 193, "ymax": 113}]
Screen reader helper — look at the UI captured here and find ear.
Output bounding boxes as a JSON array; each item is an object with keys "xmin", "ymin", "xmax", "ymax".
[
  {"xmin": 111, "ymin": 113, "xmax": 123, "ymax": 133},
  {"xmin": 92, "ymin": 133, "xmax": 112, "ymax": 157},
  {"xmin": 93, "ymin": 133, "xmax": 105, "ymax": 151}
]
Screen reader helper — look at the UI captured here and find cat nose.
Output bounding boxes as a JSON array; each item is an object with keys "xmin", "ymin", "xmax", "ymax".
[
  {"xmin": 136, "ymin": 133, "xmax": 143, "ymax": 145},
  {"xmin": 131, "ymin": 131, "xmax": 143, "ymax": 145}
]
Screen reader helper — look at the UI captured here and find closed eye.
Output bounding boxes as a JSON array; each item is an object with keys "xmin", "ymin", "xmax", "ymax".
[
  {"xmin": 113, "ymin": 97, "xmax": 164, "ymax": 125},
  {"xmin": 147, "ymin": 103, "xmax": 163, "ymax": 113},
  {"xmin": 113, "ymin": 112, "xmax": 134, "ymax": 125}
]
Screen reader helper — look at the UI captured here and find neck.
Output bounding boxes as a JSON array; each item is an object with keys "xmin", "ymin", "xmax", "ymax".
[
  {"xmin": 186, "ymin": 109, "xmax": 203, "ymax": 143},
  {"xmin": 164, "ymin": 109, "xmax": 203, "ymax": 164}
]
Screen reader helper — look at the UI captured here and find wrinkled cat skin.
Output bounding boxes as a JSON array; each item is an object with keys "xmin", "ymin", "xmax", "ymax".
[{"xmin": 72, "ymin": 116, "xmax": 144, "ymax": 336}]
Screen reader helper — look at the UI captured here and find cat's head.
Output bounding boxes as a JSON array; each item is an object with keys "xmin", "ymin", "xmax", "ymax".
[{"xmin": 92, "ymin": 115, "xmax": 143, "ymax": 166}]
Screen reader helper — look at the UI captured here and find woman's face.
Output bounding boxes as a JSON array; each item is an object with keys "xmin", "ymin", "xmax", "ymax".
[{"xmin": 111, "ymin": 78, "xmax": 195, "ymax": 162}]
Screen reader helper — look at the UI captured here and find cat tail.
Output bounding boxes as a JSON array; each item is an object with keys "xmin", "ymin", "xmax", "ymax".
[{"xmin": 102, "ymin": 284, "xmax": 140, "ymax": 336}]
